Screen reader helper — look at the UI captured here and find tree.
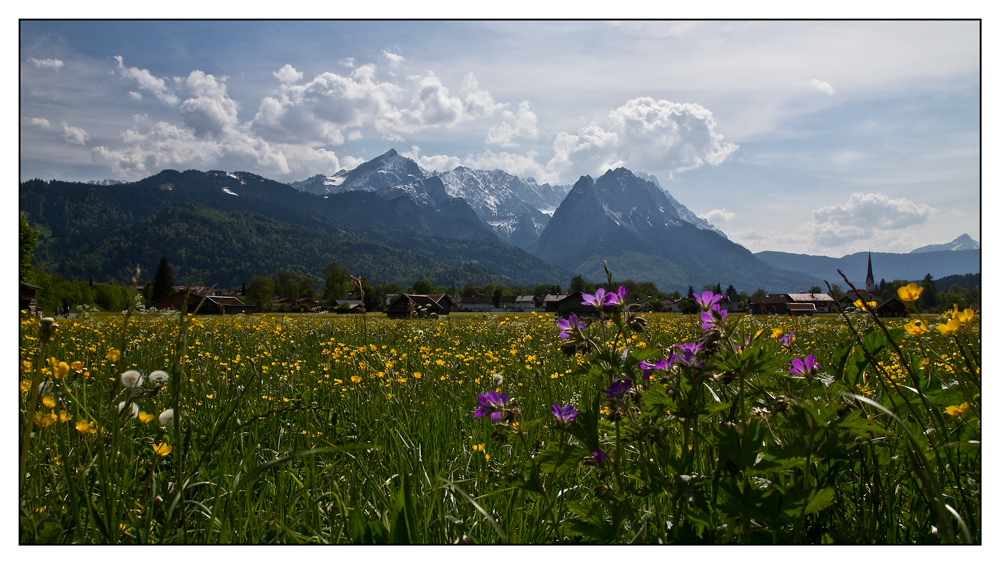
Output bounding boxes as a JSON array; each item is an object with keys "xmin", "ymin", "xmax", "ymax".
[
  {"xmin": 151, "ymin": 256, "xmax": 175, "ymax": 302},
  {"xmin": 19, "ymin": 212, "xmax": 38, "ymax": 283},
  {"xmin": 921, "ymin": 274, "xmax": 938, "ymax": 309},
  {"xmin": 412, "ymin": 280, "xmax": 434, "ymax": 294},
  {"xmin": 298, "ymin": 276, "xmax": 316, "ymax": 300},
  {"xmin": 322, "ymin": 261, "xmax": 351, "ymax": 304},
  {"xmin": 725, "ymin": 285, "xmax": 738, "ymax": 296},
  {"xmin": 570, "ymin": 275, "xmax": 594, "ymax": 294},
  {"xmin": 808, "ymin": 286, "xmax": 823, "ymax": 294},
  {"xmin": 687, "ymin": 285, "xmax": 695, "ymax": 299},
  {"xmin": 492, "ymin": 288, "xmax": 504, "ymax": 308},
  {"xmin": 246, "ymin": 276, "xmax": 275, "ymax": 312},
  {"xmin": 752, "ymin": 288, "xmax": 767, "ymax": 298}
]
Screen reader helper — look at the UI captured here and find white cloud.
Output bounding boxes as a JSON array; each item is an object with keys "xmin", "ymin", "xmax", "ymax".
[
  {"xmin": 381, "ymin": 50, "xmax": 405, "ymax": 66},
  {"xmin": 26, "ymin": 117, "xmax": 51, "ymax": 128},
  {"xmin": 114, "ymin": 56, "xmax": 179, "ymax": 106},
  {"xmin": 347, "ymin": 130, "xmax": 363, "ymax": 141},
  {"xmin": 811, "ymin": 192, "xmax": 935, "ymax": 247},
  {"xmin": 128, "ymin": 91, "xmax": 143, "ymax": 101},
  {"xmin": 486, "ymin": 101, "xmax": 539, "ymax": 148},
  {"xmin": 701, "ymin": 209, "xmax": 736, "ymax": 222},
  {"xmin": 179, "ymin": 70, "xmax": 240, "ymax": 138},
  {"xmin": 61, "ymin": 122, "xmax": 90, "ymax": 145},
  {"xmin": 340, "ymin": 58, "xmax": 356, "ymax": 68},
  {"xmin": 273, "ymin": 64, "xmax": 303, "ymax": 84},
  {"xmin": 546, "ymin": 97, "xmax": 738, "ymax": 180},
  {"xmin": 29, "ymin": 57, "xmax": 63, "ymax": 70},
  {"xmin": 465, "ymin": 150, "xmax": 550, "ymax": 182},
  {"xmin": 808, "ymin": 78, "xmax": 836, "ymax": 95},
  {"xmin": 400, "ymin": 146, "xmax": 462, "ymax": 172}
]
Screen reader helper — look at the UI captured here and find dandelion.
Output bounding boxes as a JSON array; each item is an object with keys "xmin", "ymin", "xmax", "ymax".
[
  {"xmin": 148, "ymin": 370, "xmax": 169, "ymax": 385},
  {"xmin": 152, "ymin": 442, "xmax": 172, "ymax": 457},
  {"xmin": 945, "ymin": 402, "xmax": 970, "ymax": 418},
  {"xmin": 897, "ymin": 282, "xmax": 924, "ymax": 302},
  {"xmin": 120, "ymin": 370, "xmax": 143, "ymax": 388},
  {"xmin": 119, "ymin": 401, "xmax": 139, "ymax": 418},
  {"xmin": 106, "ymin": 349, "xmax": 121, "ymax": 363},
  {"xmin": 158, "ymin": 409, "xmax": 174, "ymax": 426},
  {"xmin": 138, "ymin": 411, "xmax": 155, "ymax": 424},
  {"xmin": 551, "ymin": 404, "xmax": 578, "ymax": 425},
  {"xmin": 474, "ymin": 391, "xmax": 510, "ymax": 421},
  {"xmin": 904, "ymin": 319, "xmax": 929, "ymax": 336}
]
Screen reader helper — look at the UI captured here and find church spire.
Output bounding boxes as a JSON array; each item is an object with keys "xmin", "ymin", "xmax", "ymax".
[{"xmin": 865, "ymin": 253, "xmax": 876, "ymax": 294}]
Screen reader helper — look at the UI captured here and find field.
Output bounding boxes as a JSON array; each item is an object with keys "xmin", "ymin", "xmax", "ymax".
[{"xmin": 18, "ymin": 305, "xmax": 980, "ymax": 544}]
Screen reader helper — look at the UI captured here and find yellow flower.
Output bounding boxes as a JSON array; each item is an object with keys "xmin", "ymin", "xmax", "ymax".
[
  {"xmin": 955, "ymin": 307, "xmax": 975, "ymax": 326},
  {"xmin": 55, "ymin": 361, "xmax": 69, "ymax": 379},
  {"xmin": 22, "ymin": 360, "xmax": 32, "ymax": 373},
  {"xmin": 413, "ymin": 371, "xmax": 422, "ymax": 379},
  {"xmin": 34, "ymin": 411, "xmax": 57, "ymax": 427},
  {"xmin": 897, "ymin": 282, "xmax": 923, "ymax": 302},
  {"xmin": 854, "ymin": 299, "xmax": 864, "ymax": 309},
  {"xmin": 58, "ymin": 410, "xmax": 72, "ymax": 423},
  {"xmin": 770, "ymin": 328, "xmax": 782, "ymax": 339},
  {"xmin": 935, "ymin": 319, "xmax": 961, "ymax": 336},
  {"xmin": 138, "ymin": 411, "xmax": 155, "ymax": 424},
  {"xmin": 42, "ymin": 396, "xmax": 56, "ymax": 408},
  {"xmin": 70, "ymin": 361, "xmax": 84, "ymax": 372},
  {"xmin": 903, "ymin": 319, "xmax": 928, "ymax": 336},
  {"xmin": 350, "ymin": 375, "xmax": 362, "ymax": 383},
  {"xmin": 152, "ymin": 442, "xmax": 173, "ymax": 457},
  {"xmin": 106, "ymin": 349, "xmax": 120, "ymax": 363},
  {"xmin": 75, "ymin": 420, "xmax": 97, "ymax": 434},
  {"xmin": 20, "ymin": 379, "xmax": 32, "ymax": 393},
  {"xmin": 945, "ymin": 402, "xmax": 970, "ymax": 417}
]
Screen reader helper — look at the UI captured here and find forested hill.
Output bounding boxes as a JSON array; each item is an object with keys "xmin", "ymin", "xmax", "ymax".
[{"xmin": 20, "ymin": 172, "xmax": 570, "ymax": 287}]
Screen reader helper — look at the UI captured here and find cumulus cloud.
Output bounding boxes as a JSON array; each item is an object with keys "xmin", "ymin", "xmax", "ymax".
[
  {"xmin": 340, "ymin": 58, "xmax": 356, "ymax": 68},
  {"xmin": 809, "ymin": 78, "xmax": 836, "ymax": 95},
  {"xmin": 701, "ymin": 209, "xmax": 736, "ymax": 222},
  {"xmin": 114, "ymin": 56, "xmax": 179, "ymax": 106},
  {"xmin": 385, "ymin": 72, "xmax": 502, "ymax": 135},
  {"xmin": 29, "ymin": 57, "xmax": 63, "ymax": 70},
  {"xmin": 486, "ymin": 101, "xmax": 540, "ymax": 148},
  {"xmin": 545, "ymin": 97, "xmax": 738, "ymax": 180},
  {"xmin": 465, "ymin": 150, "xmax": 549, "ymax": 181},
  {"xmin": 26, "ymin": 117, "xmax": 51, "ymax": 128},
  {"xmin": 61, "ymin": 122, "xmax": 90, "ymax": 145},
  {"xmin": 381, "ymin": 50, "xmax": 405, "ymax": 66},
  {"xmin": 273, "ymin": 64, "xmax": 303, "ymax": 84},
  {"xmin": 128, "ymin": 91, "xmax": 143, "ymax": 101},
  {"xmin": 179, "ymin": 70, "xmax": 240, "ymax": 138},
  {"xmin": 811, "ymin": 192, "xmax": 935, "ymax": 247}
]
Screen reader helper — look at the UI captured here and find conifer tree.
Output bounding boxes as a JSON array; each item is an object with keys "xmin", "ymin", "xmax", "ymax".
[{"xmin": 151, "ymin": 256, "xmax": 175, "ymax": 302}]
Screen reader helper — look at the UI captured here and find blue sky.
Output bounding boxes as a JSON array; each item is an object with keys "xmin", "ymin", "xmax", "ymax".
[{"xmin": 18, "ymin": 19, "xmax": 981, "ymax": 256}]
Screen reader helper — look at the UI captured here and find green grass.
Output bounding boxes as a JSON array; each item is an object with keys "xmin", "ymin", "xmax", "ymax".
[{"xmin": 18, "ymin": 308, "xmax": 980, "ymax": 544}]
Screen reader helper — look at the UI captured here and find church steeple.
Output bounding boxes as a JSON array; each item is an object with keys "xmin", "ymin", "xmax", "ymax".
[{"xmin": 865, "ymin": 253, "xmax": 876, "ymax": 294}]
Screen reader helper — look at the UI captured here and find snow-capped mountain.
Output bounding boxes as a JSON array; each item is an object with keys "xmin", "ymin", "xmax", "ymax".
[
  {"xmin": 632, "ymin": 172, "xmax": 727, "ymax": 239},
  {"xmin": 910, "ymin": 233, "xmax": 980, "ymax": 253}
]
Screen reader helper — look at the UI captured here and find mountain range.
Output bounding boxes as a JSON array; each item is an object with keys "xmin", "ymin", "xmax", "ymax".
[
  {"xmin": 21, "ymin": 148, "xmax": 979, "ymax": 294},
  {"xmin": 754, "ymin": 248, "xmax": 980, "ymax": 288}
]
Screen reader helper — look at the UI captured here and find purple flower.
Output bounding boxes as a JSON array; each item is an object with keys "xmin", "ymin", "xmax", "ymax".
[
  {"xmin": 557, "ymin": 314, "xmax": 587, "ymax": 339},
  {"xmin": 789, "ymin": 355, "xmax": 820, "ymax": 376},
  {"xmin": 475, "ymin": 391, "xmax": 510, "ymax": 421},
  {"xmin": 616, "ymin": 285, "xmax": 629, "ymax": 303},
  {"xmin": 551, "ymin": 404, "xmax": 578, "ymax": 425},
  {"xmin": 700, "ymin": 305, "xmax": 728, "ymax": 330},
  {"xmin": 601, "ymin": 378, "xmax": 633, "ymax": 400},
  {"xmin": 582, "ymin": 287, "xmax": 621, "ymax": 308},
  {"xmin": 778, "ymin": 331, "xmax": 795, "ymax": 347},
  {"xmin": 693, "ymin": 291, "xmax": 723, "ymax": 311},
  {"xmin": 668, "ymin": 342, "xmax": 702, "ymax": 366},
  {"xmin": 583, "ymin": 449, "xmax": 608, "ymax": 467},
  {"xmin": 638, "ymin": 358, "xmax": 671, "ymax": 380}
]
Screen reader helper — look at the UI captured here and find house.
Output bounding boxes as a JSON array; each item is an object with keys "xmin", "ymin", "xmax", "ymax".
[
  {"xmin": 718, "ymin": 294, "xmax": 743, "ymax": 313},
  {"xmin": 874, "ymin": 297, "xmax": 909, "ymax": 318},
  {"xmin": 153, "ymin": 291, "xmax": 255, "ymax": 314},
  {"xmin": 555, "ymin": 292, "xmax": 600, "ymax": 318},
  {"xmin": 20, "ymin": 282, "xmax": 42, "ymax": 317},
  {"xmin": 786, "ymin": 293, "xmax": 835, "ymax": 313},
  {"xmin": 510, "ymin": 295, "xmax": 537, "ymax": 312},
  {"xmin": 748, "ymin": 295, "xmax": 791, "ymax": 315},
  {"xmin": 787, "ymin": 302, "xmax": 817, "ymax": 316},
  {"xmin": 459, "ymin": 295, "xmax": 494, "ymax": 312},
  {"xmin": 543, "ymin": 294, "xmax": 568, "ymax": 312},
  {"xmin": 384, "ymin": 294, "xmax": 457, "ymax": 319}
]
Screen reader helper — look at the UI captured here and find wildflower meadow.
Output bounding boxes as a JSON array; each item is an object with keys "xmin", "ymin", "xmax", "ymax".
[{"xmin": 19, "ymin": 276, "xmax": 980, "ymax": 544}]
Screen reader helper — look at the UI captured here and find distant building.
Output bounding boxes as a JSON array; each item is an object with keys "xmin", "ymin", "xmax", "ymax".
[
  {"xmin": 153, "ymin": 291, "xmax": 254, "ymax": 314},
  {"xmin": 384, "ymin": 294, "xmax": 457, "ymax": 319},
  {"xmin": 865, "ymin": 253, "xmax": 877, "ymax": 294},
  {"xmin": 748, "ymin": 295, "xmax": 790, "ymax": 315},
  {"xmin": 786, "ymin": 293, "xmax": 835, "ymax": 313},
  {"xmin": 20, "ymin": 282, "xmax": 42, "ymax": 317}
]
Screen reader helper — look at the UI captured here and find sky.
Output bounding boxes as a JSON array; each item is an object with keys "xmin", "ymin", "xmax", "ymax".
[{"xmin": 18, "ymin": 19, "xmax": 982, "ymax": 257}]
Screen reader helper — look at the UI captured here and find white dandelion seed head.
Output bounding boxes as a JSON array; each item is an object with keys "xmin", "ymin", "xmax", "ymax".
[
  {"xmin": 148, "ymin": 370, "xmax": 170, "ymax": 385},
  {"xmin": 159, "ymin": 408, "xmax": 174, "ymax": 426},
  {"xmin": 119, "ymin": 401, "xmax": 139, "ymax": 418},
  {"xmin": 121, "ymin": 370, "xmax": 143, "ymax": 388},
  {"xmin": 492, "ymin": 374, "xmax": 504, "ymax": 385}
]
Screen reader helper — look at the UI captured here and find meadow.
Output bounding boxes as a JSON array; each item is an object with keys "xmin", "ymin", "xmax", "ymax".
[{"xmin": 18, "ymin": 299, "xmax": 980, "ymax": 544}]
